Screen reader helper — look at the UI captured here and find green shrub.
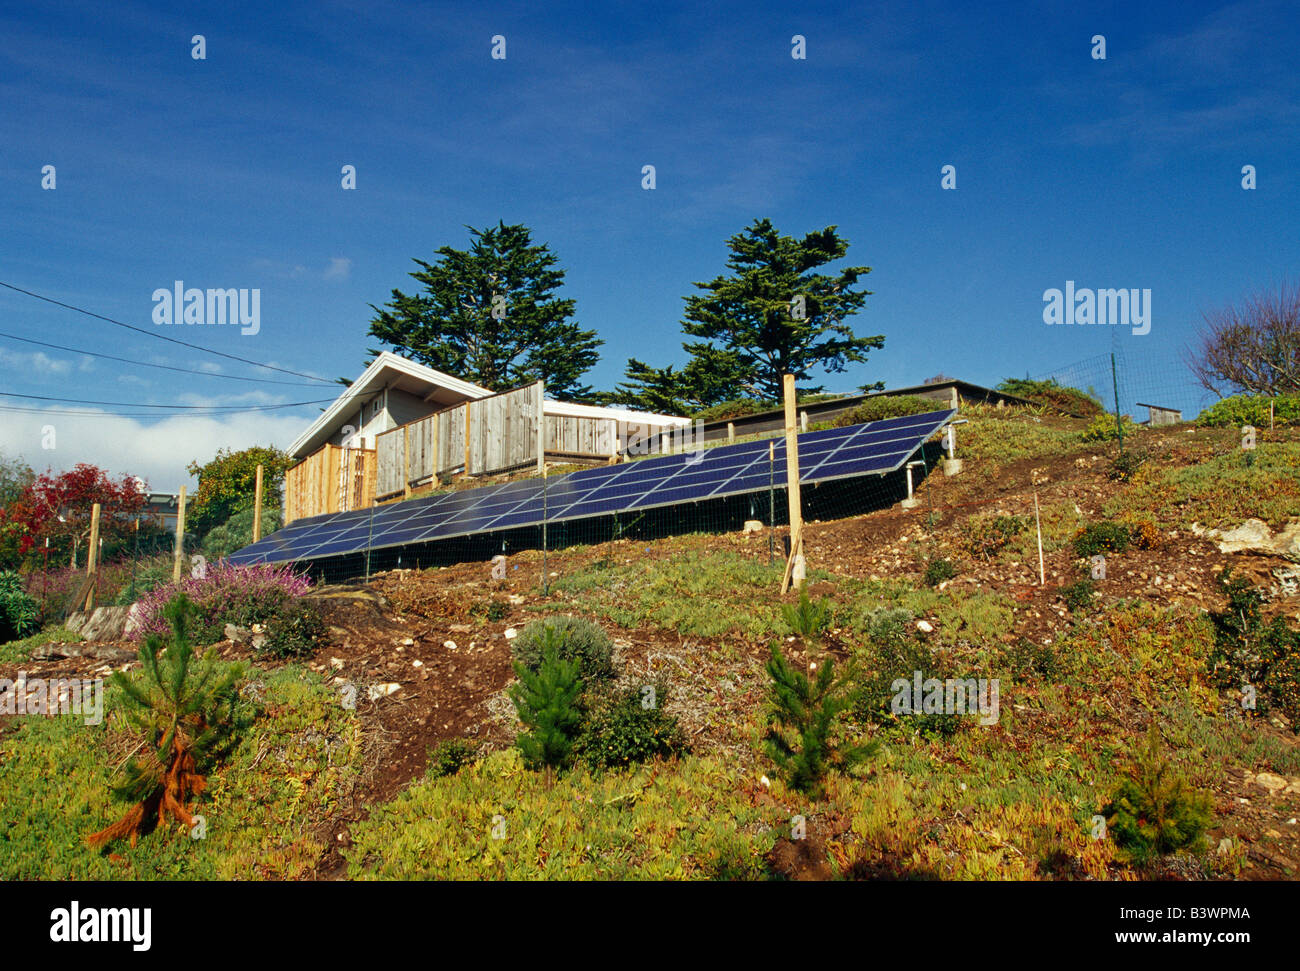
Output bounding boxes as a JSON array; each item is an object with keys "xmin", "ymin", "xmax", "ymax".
[
  {"xmin": 512, "ymin": 615, "xmax": 615, "ymax": 681},
  {"xmin": 854, "ymin": 615, "xmax": 964, "ymax": 739},
  {"xmin": 1196, "ymin": 393, "xmax": 1300, "ymax": 429},
  {"xmin": 963, "ymin": 514, "xmax": 1027, "ymax": 560},
  {"xmin": 692, "ymin": 398, "xmax": 775, "ymax": 422},
  {"xmin": 1080, "ymin": 413, "xmax": 1139, "ymax": 443},
  {"xmin": 577, "ymin": 680, "xmax": 686, "ymax": 769},
  {"xmin": 1001, "ymin": 638, "xmax": 1062, "ymax": 681},
  {"xmin": 114, "ymin": 557, "xmax": 175, "ymax": 607},
  {"xmin": 1107, "ymin": 449, "xmax": 1147, "ymax": 482},
  {"xmin": 782, "ymin": 590, "xmax": 832, "ymax": 641},
  {"xmin": 831, "ymin": 395, "xmax": 942, "ymax": 428},
  {"xmin": 764, "ymin": 644, "xmax": 876, "ymax": 797},
  {"xmin": 0, "ymin": 571, "xmax": 39, "ymax": 643},
  {"xmin": 200, "ymin": 504, "xmax": 282, "ymax": 559},
  {"xmin": 1208, "ymin": 569, "xmax": 1300, "ymax": 728},
  {"xmin": 1073, "ymin": 522, "xmax": 1131, "ymax": 557},
  {"xmin": 995, "ymin": 377, "xmax": 1105, "ymax": 417},
  {"xmin": 510, "ymin": 638, "xmax": 586, "ymax": 771},
  {"xmin": 427, "ymin": 739, "xmax": 478, "ymax": 779},
  {"xmin": 1060, "ymin": 577, "xmax": 1097, "ymax": 613},
  {"xmin": 1102, "ymin": 727, "xmax": 1213, "ymax": 863},
  {"xmin": 253, "ymin": 598, "xmax": 327, "ymax": 660},
  {"xmin": 922, "ymin": 558, "xmax": 958, "ymax": 587}
]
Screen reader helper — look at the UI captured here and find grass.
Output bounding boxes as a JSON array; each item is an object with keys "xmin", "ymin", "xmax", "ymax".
[
  {"xmin": 959, "ymin": 411, "xmax": 1084, "ymax": 466},
  {"xmin": 346, "ymin": 748, "xmax": 778, "ymax": 879},
  {"xmin": 1106, "ymin": 439, "xmax": 1300, "ymax": 530},
  {"xmin": 0, "ymin": 625, "xmax": 82, "ymax": 664},
  {"xmin": 0, "ymin": 663, "xmax": 364, "ymax": 879},
  {"xmin": 547, "ymin": 547, "xmax": 814, "ymax": 639}
]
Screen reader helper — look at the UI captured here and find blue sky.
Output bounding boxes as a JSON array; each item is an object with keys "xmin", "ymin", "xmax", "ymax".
[{"xmin": 2, "ymin": 0, "xmax": 1297, "ymax": 489}]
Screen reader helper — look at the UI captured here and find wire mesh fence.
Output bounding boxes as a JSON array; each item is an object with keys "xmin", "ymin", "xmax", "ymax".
[{"xmin": 24, "ymin": 349, "xmax": 1250, "ymax": 605}]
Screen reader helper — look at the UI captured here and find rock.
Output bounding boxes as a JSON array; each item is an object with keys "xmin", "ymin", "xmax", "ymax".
[
  {"xmin": 412, "ymin": 659, "xmax": 423, "ymax": 668},
  {"xmin": 401, "ymin": 637, "xmax": 414, "ymax": 646},
  {"xmin": 366, "ymin": 682, "xmax": 401, "ymax": 701},
  {"xmin": 443, "ymin": 640, "xmax": 457, "ymax": 650},
  {"xmin": 224, "ymin": 623, "xmax": 251, "ymax": 645},
  {"xmin": 916, "ymin": 620, "xmax": 934, "ymax": 634},
  {"xmin": 1255, "ymin": 771, "xmax": 1287, "ymax": 792},
  {"xmin": 742, "ymin": 520, "xmax": 763, "ymax": 533},
  {"xmin": 1217, "ymin": 837, "xmax": 1234, "ymax": 855},
  {"xmin": 1200, "ymin": 518, "xmax": 1300, "ymax": 559},
  {"xmin": 329, "ymin": 657, "xmax": 345, "ymax": 670},
  {"xmin": 504, "ymin": 628, "xmax": 518, "ymax": 640}
]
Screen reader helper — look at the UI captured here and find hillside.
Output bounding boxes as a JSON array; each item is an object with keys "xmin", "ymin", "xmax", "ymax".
[{"xmin": 3, "ymin": 406, "xmax": 1299, "ymax": 880}]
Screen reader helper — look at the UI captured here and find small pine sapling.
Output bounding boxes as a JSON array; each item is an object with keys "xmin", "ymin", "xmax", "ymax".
[
  {"xmin": 509, "ymin": 629, "xmax": 585, "ymax": 772},
  {"xmin": 782, "ymin": 590, "xmax": 832, "ymax": 643},
  {"xmin": 1101, "ymin": 725, "xmax": 1213, "ymax": 863},
  {"xmin": 763, "ymin": 643, "xmax": 877, "ymax": 797},
  {"xmin": 88, "ymin": 594, "xmax": 246, "ymax": 849}
]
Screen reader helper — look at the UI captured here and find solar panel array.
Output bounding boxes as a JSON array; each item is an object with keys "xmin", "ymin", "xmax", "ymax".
[{"xmin": 229, "ymin": 408, "xmax": 955, "ymax": 566}]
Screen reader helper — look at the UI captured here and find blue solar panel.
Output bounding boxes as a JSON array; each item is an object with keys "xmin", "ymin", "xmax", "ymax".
[{"xmin": 229, "ymin": 408, "xmax": 955, "ymax": 565}]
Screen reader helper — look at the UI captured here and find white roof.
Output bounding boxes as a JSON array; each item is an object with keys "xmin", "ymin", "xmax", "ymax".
[{"xmin": 290, "ymin": 351, "xmax": 688, "ymax": 457}]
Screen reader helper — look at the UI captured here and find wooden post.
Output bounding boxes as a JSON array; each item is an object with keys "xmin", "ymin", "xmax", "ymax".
[
  {"xmin": 431, "ymin": 411, "xmax": 441, "ymax": 485},
  {"xmin": 781, "ymin": 374, "xmax": 805, "ymax": 593},
  {"xmin": 83, "ymin": 503, "xmax": 101, "ymax": 611},
  {"xmin": 253, "ymin": 464, "xmax": 264, "ymax": 542},
  {"xmin": 800, "ymin": 411, "xmax": 808, "ymax": 433},
  {"xmin": 536, "ymin": 381, "xmax": 546, "ymax": 475},
  {"xmin": 172, "ymin": 486, "xmax": 187, "ymax": 582},
  {"xmin": 403, "ymin": 426, "xmax": 412, "ymax": 498},
  {"xmin": 1033, "ymin": 490, "xmax": 1045, "ymax": 586},
  {"xmin": 464, "ymin": 402, "xmax": 472, "ymax": 476},
  {"xmin": 727, "ymin": 422, "xmax": 735, "ymax": 443}
]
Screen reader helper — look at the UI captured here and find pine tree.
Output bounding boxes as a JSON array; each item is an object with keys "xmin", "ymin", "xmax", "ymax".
[
  {"xmin": 509, "ymin": 632, "xmax": 585, "ymax": 772},
  {"xmin": 763, "ymin": 643, "xmax": 877, "ymax": 798},
  {"xmin": 368, "ymin": 221, "xmax": 603, "ymax": 401},
  {"xmin": 87, "ymin": 594, "xmax": 246, "ymax": 848},
  {"xmin": 681, "ymin": 218, "xmax": 882, "ymax": 400}
]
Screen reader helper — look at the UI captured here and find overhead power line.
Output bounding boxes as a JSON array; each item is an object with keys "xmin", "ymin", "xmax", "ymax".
[
  {"xmin": 0, "ymin": 390, "xmax": 336, "ymax": 411},
  {"xmin": 0, "ymin": 329, "xmax": 328, "ymax": 386},
  {"xmin": 0, "ymin": 280, "xmax": 336, "ymax": 384}
]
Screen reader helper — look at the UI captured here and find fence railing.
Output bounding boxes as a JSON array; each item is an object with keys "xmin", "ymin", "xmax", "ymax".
[{"xmin": 284, "ymin": 443, "xmax": 375, "ymax": 525}]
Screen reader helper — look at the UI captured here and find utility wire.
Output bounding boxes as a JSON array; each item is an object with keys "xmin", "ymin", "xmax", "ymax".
[
  {"xmin": 0, "ymin": 280, "xmax": 336, "ymax": 384},
  {"xmin": 0, "ymin": 390, "xmax": 336, "ymax": 410},
  {"xmin": 0, "ymin": 329, "xmax": 327, "ymax": 386}
]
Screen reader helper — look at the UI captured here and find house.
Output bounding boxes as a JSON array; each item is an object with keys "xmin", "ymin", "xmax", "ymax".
[
  {"xmin": 1135, "ymin": 402, "xmax": 1182, "ymax": 427},
  {"xmin": 283, "ymin": 352, "xmax": 689, "ymax": 522},
  {"xmin": 288, "ymin": 352, "xmax": 686, "ymax": 459}
]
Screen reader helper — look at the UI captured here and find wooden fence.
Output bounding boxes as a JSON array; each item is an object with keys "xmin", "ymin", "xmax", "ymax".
[
  {"xmin": 284, "ymin": 444, "xmax": 375, "ymax": 525},
  {"xmin": 374, "ymin": 382, "xmax": 545, "ymax": 499}
]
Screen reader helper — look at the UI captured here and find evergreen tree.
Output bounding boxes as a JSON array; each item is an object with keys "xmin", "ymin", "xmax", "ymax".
[
  {"xmin": 681, "ymin": 218, "xmax": 882, "ymax": 400},
  {"xmin": 509, "ymin": 633, "xmax": 585, "ymax": 771},
  {"xmin": 368, "ymin": 222, "xmax": 603, "ymax": 401},
  {"xmin": 763, "ymin": 643, "xmax": 877, "ymax": 797},
  {"xmin": 88, "ymin": 594, "xmax": 247, "ymax": 848},
  {"xmin": 595, "ymin": 346, "xmax": 750, "ymax": 415}
]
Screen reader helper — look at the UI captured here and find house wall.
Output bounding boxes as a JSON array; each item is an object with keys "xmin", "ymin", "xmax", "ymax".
[{"xmin": 385, "ymin": 387, "xmax": 435, "ymax": 428}]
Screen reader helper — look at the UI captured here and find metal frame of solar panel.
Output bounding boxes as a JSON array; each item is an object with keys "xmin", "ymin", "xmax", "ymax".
[{"xmin": 230, "ymin": 408, "xmax": 955, "ymax": 566}]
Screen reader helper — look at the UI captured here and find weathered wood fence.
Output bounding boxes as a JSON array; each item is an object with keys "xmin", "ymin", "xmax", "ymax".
[{"xmin": 284, "ymin": 443, "xmax": 375, "ymax": 525}]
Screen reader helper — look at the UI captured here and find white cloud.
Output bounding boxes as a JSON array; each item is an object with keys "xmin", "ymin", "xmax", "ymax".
[
  {"xmin": 0, "ymin": 408, "xmax": 307, "ymax": 492},
  {"xmin": 324, "ymin": 257, "xmax": 352, "ymax": 280},
  {"xmin": 0, "ymin": 348, "xmax": 73, "ymax": 376}
]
